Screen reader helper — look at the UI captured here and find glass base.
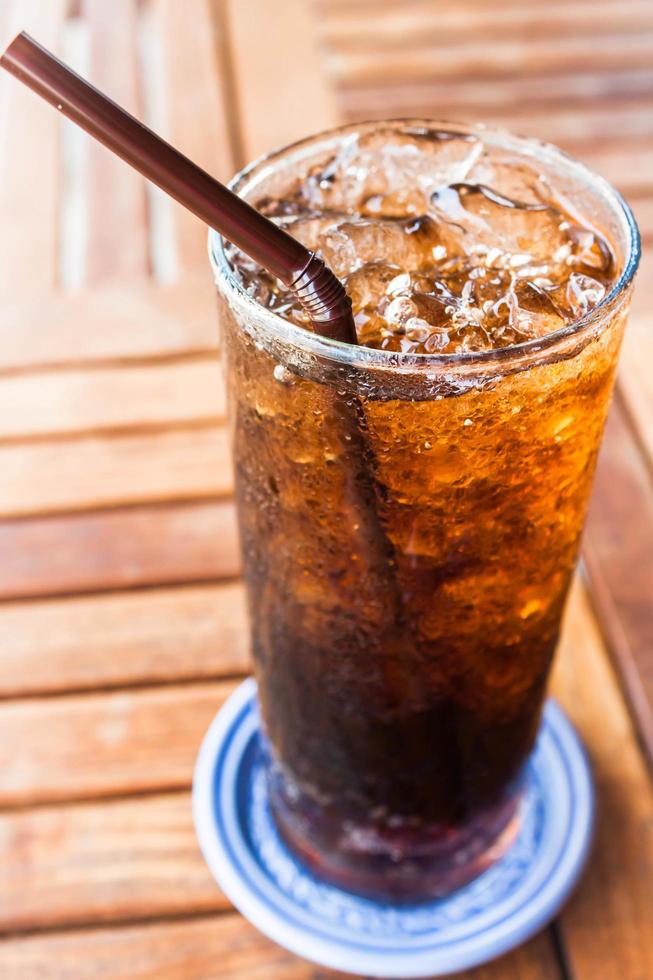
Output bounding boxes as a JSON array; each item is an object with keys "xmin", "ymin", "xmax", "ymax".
[
  {"xmin": 194, "ymin": 682, "xmax": 595, "ymax": 975},
  {"xmin": 269, "ymin": 778, "xmax": 523, "ymax": 904}
]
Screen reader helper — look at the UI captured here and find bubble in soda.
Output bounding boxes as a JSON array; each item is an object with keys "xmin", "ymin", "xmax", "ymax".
[{"xmin": 229, "ymin": 127, "xmax": 617, "ymax": 354}]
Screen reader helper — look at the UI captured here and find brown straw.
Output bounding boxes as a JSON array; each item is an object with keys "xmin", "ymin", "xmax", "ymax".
[{"xmin": 0, "ymin": 32, "xmax": 355, "ymax": 343}]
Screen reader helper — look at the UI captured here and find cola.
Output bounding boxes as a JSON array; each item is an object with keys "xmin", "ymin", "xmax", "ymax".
[{"xmin": 212, "ymin": 122, "xmax": 638, "ymax": 901}]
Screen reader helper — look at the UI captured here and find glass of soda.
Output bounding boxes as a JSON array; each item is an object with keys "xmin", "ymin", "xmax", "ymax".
[{"xmin": 209, "ymin": 120, "xmax": 639, "ymax": 902}]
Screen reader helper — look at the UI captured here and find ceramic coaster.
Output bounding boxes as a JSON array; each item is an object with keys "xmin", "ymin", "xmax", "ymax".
[{"xmin": 193, "ymin": 678, "xmax": 594, "ymax": 978}]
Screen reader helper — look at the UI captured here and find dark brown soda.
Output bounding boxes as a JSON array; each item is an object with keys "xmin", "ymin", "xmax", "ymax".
[{"xmin": 219, "ymin": 295, "xmax": 625, "ymax": 899}]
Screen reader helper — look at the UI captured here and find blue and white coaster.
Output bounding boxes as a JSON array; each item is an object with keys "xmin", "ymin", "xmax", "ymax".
[{"xmin": 193, "ymin": 679, "xmax": 594, "ymax": 978}]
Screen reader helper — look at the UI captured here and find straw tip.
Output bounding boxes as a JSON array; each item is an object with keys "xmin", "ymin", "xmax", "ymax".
[{"xmin": 1, "ymin": 31, "xmax": 35, "ymax": 70}]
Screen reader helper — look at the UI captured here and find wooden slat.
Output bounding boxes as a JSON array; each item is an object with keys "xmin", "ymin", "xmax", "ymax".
[
  {"xmin": 583, "ymin": 397, "xmax": 653, "ymax": 767},
  {"xmin": 0, "ymin": 913, "xmax": 349, "ymax": 979},
  {"xmin": 0, "ymin": 359, "xmax": 225, "ymax": 440},
  {"xmin": 584, "ymin": 144, "xmax": 653, "ymax": 197},
  {"xmin": 318, "ymin": 0, "xmax": 600, "ymax": 8},
  {"xmin": 0, "ymin": 582, "xmax": 249, "ymax": 696},
  {"xmin": 552, "ymin": 579, "xmax": 653, "ymax": 978},
  {"xmin": 155, "ymin": 0, "xmax": 235, "ymax": 272},
  {"xmin": 322, "ymin": 0, "xmax": 653, "ymax": 49},
  {"xmin": 629, "ymin": 248, "xmax": 653, "ymax": 318},
  {"xmin": 326, "ymin": 32, "xmax": 653, "ymax": 86},
  {"xmin": 0, "ymin": 0, "xmax": 68, "ymax": 297},
  {"xmin": 0, "ymin": 275, "xmax": 217, "ymax": 373},
  {"xmin": 629, "ymin": 195, "xmax": 653, "ymax": 243},
  {"xmin": 0, "ymin": 911, "xmax": 560, "ymax": 979},
  {"xmin": 337, "ymin": 68, "xmax": 653, "ymax": 123},
  {"xmin": 0, "ymin": 792, "xmax": 226, "ymax": 931},
  {"xmin": 619, "ymin": 311, "xmax": 653, "ymax": 465},
  {"xmin": 0, "ymin": 500, "xmax": 240, "ymax": 600},
  {"xmin": 226, "ymin": 0, "xmax": 339, "ymax": 161},
  {"xmin": 84, "ymin": 0, "xmax": 150, "ymax": 283},
  {"xmin": 318, "ymin": 0, "xmax": 631, "ymax": 13},
  {"xmin": 0, "ymin": 1, "xmax": 13, "ymax": 43},
  {"xmin": 0, "ymin": 425, "xmax": 232, "ymax": 518},
  {"xmin": 0, "ymin": 681, "xmax": 236, "ymax": 806}
]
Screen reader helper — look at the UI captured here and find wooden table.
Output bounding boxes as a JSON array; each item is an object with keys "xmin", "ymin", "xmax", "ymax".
[{"xmin": 1, "ymin": 1, "xmax": 652, "ymax": 977}]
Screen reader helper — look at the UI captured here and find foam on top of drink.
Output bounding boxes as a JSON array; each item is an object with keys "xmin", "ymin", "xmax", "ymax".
[{"xmin": 228, "ymin": 127, "xmax": 618, "ymax": 354}]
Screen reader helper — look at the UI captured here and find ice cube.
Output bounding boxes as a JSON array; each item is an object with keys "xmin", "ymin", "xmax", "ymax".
[
  {"xmin": 567, "ymin": 225, "xmax": 615, "ymax": 277},
  {"xmin": 550, "ymin": 272, "xmax": 607, "ymax": 318},
  {"xmin": 345, "ymin": 262, "xmax": 404, "ymax": 311},
  {"xmin": 430, "ymin": 182, "xmax": 569, "ymax": 264},
  {"xmin": 300, "ymin": 128, "xmax": 485, "ymax": 214},
  {"xmin": 466, "ymin": 154, "xmax": 550, "ymax": 207},
  {"xmin": 315, "ymin": 215, "xmax": 453, "ymax": 277}
]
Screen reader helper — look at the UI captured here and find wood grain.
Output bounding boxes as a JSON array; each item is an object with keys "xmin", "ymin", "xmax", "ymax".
[
  {"xmin": 327, "ymin": 32, "xmax": 653, "ymax": 86},
  {"xmin": 0, "ymin": 792, "xmax": 226, "ymax": 931},
  {"xmin": 226, "ymin": 0, "xmax": 339, "ymax": 161},
  {"xmin": 84, "ymin": 0, "xmax": 150, "ymax": 283},
  {"xmin": 318, "ymin": 0, "xmax": 619, "ymax": 10},
  {"xmin": 629, "ymin": 194, "xmax": 653, "ymax": 242},
  {"xmin": 338, "ymin": 68, "xmax": 653, "ymax": 119},
  {"xmin": 552, "ymin": 579, "xmax": 653, "ymax": 979},
  {"xmin": 0, "ymin": 913, "xmax": 347, "ymax": 980},
  {"xmin": 155, "ymin": 0, "xmax": 235, "ymax": 272},
  {"xmin": 0, "ymin": 582, "xmax": 249, "ymax": 696},
  {"xmin": 583, "ymin": 396, "xmax": 653, "ymax": 768},
  {"xmin": 0, "ymin": 500, "xmax": 240, "ymax": 600},
  {"xmin": 0, "ymin": 912, "xmax": 560, "ymax": 979},
  {"xmin": 0, "ymin": 0, "xmax": 67, "ymax": 298},
  {"xmin": 0, "ymin": 786, "xmax": 560, "ymax": 973},
  {"xmin": 0, "ymin": 358, "xmax": 225, "ymax": 440},
  {"xmin": 619, "ymin": 309, "xmax": 653, "ymax": 465},
  {"xmin": 0, "ymin": 682, "xmax": 236, "ymax": 805},
  {"xmin": 586, "ymin": 143, "xmax": 653, "ymax": 197},
  {"xmin": 0, "ymin": 276, "xmax": 218, "ymax": 373},
  {"xmin": 630, "ymin": 249, "xmax": 653, "ymax": 318},
  {"xmin": 323, "ymin": 0, "xmax": 653, "ymax": 49},
  {"xmin": 0, "ymin": 425, "xmax": 232, "ymax": 518}
]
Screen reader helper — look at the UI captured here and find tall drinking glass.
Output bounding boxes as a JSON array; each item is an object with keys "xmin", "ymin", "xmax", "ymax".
[{"xmin": 210, "ymin": 121, "xmax": 639, "ymax": 901}]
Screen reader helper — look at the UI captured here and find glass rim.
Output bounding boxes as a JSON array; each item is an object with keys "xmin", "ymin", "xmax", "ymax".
[{"xmin": 209, "ymin": 118, "xmax": 641, "ymax": 372}]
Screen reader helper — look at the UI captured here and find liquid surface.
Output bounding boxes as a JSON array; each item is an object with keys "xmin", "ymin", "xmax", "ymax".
[{"xmin": 229, "ymin": 127, "xmax": 618, "ymax": 354}]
